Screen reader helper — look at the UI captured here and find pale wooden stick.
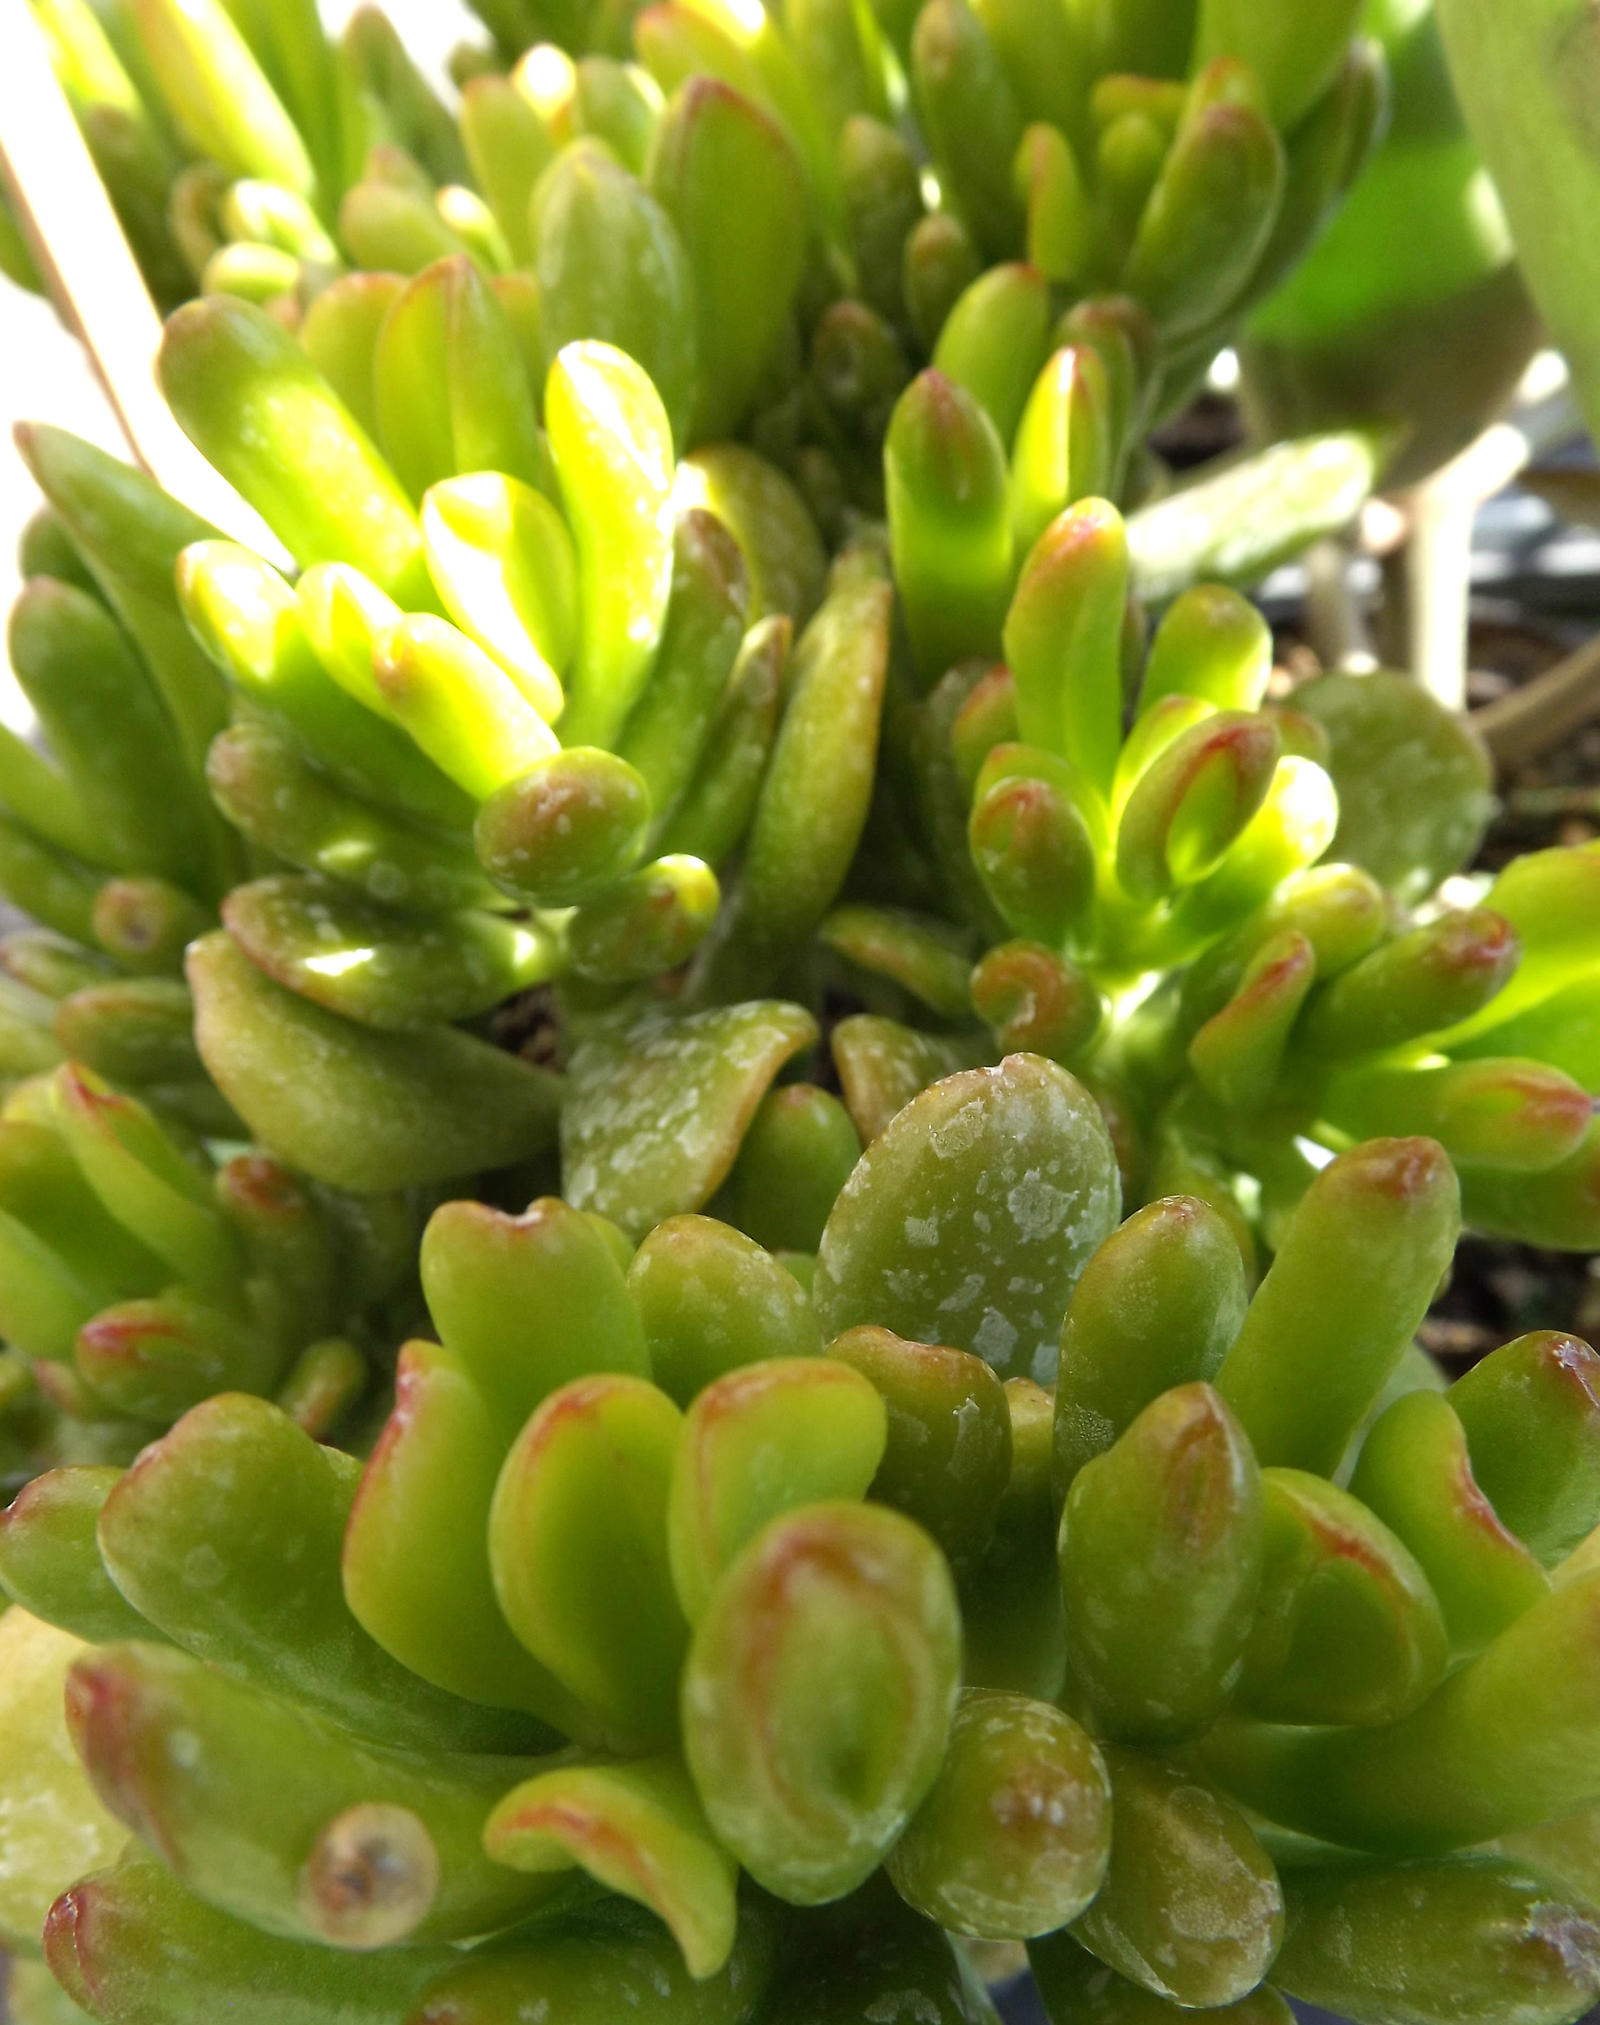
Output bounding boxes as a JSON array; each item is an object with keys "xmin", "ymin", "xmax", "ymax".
[
  {"xmin": 1472, "ymin": 634, "xmax": 1600, "ymax": 771},
  {"xmin": 0, "ymin": 0, "xmax": 279, "ymax": 552}
]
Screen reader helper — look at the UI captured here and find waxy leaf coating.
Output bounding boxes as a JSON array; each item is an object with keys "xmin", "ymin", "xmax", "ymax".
[
  {"xmin": 681, "ymin": 1500, "xmax": 961, "ymax": 1903},
  {"xmin": 815, "ymin": 1054, "xmax": 1120, "ymax": 1384}
]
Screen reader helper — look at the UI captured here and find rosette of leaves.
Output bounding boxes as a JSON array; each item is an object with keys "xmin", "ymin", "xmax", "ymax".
[
  {"xmin": 806, "ymin": 391, "xmax": 1600, "ymax": 1256},
  {"xmin": 25, "ymin": 0, "xmax": 1387, "ymax": 547},
  {"xmin": 446, "ymin": 0, "xmax": 1385, "ymax": 504},
  {"xmin": 0, "ymin": 430, "xmax": 247, "ymax": 1129},
  {"xmin": 6, "ymin": 1062, "xmax": 1600, "ymax": 2024},
  {"xmin": 84, "ymin": 277, "xmax": 888, "ymax": 1202},
  {"xmin": 11, "ymin": 0, "xmax": 468, "ymax": 314},
  {"xmin": 0, "ymin": 1054, "xmax": 418, "ymax": 1497}
]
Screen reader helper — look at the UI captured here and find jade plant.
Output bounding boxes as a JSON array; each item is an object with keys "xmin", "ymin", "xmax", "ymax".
[
  {"xmin": 6, "ymin": 1079, "xmax": 1600, "ymax": 2023},
  {"xmin": 6, "ymin": 0, "xmax": 1600, "ymax": 2021},
  {"xmin": 21, "ymin": 0, "xmax": 1385, "ymax": 501}
]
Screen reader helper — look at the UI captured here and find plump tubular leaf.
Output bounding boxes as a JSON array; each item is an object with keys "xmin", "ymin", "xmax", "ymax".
[
  {"xmin": 1295, "ymin": 908, "xmax": 1520, "ymax": 1061},
  {"xmin": 1319, "ymin": 1056, "xmax": 1593, "ymax": 1175},
  {"xmin": 1348, "ymin": 1389, "xmax": 1550, "ymax": 1656},
  {"xmin": 650, "ymin": 78, "xmax": 810, "ymax": 445},
  {"xmin": 1008, "ymin": 343, "xmax": 1112, "ymax": 561},
  {"xmin": 681, "ymin": 1501, "xmax": 962, "ymax": 1903},
  {"xmin": 1443, "ymin": 846, "xmax": 1600, "ymax": 1043},
  {"xmin": 344, "ymin": 1338, "xmax": 592, "ymax": 1731},
  {"xmin": 1450, "ymin": 1332, "xmax": 1600, "ymax": 1565},
  {"xmin": 1061, "ymin": 1383, "xmax": 1262, "ymax": 1744},
  {"xmin": 76, "ymin": 1290, "xmax": 281, "ymax": 1424},
  {"xmin": 1115, "ymin": 710, "xmax": 1282, "ymax": 902},
  {"xmin": 1122, "ymin": 100, "xmax": 1284, "ymax": 342},
  {"xmin": 7, "ymin": 578, "xmax": 214, "ymax": 885},
  {"xmin": 546, "ymin": 341, "xmax": 677, "ymax": 748},
  {"xmin": 668, "ymin": 1357, "xmax": 885, "ymax": 1621},
  {"xmin": 401, "ymin": 1892, "xmax": 779, "ymax": 2024},
  {"xmin": 475, "ymin": 747, "xmax": 650, "ymax": 905},
  {"xmin": 567, "ymin": 853, "xmax": 720, "ymax": 982},
  {"xmin": 373, "ymin": 615, "xmax": 560, "ymax": 801},
  {"xmin": 968, "ymin": 755, "xmax": 1098, "ymax": 949},
  {"xmin": 301, "ymin": 273, "xmax": 407, "ymax": 442},
  {"xmin": 46, "ymin": 1846, "xmax": 459, "ymax": 2025},
  {"xmin": 422, "ymin": 1196, "xmax": 646, "ymax": 1437},
  {"xmin": 827, "ymin": 1015, "xmax": 983, "ymax": 1146},
  {"xmin": 675, "ymin": 446, "xmax": 827, "ymax": 631},
  {"xmin": 205, "ymin": 721, "xmax": 495, "ymax": 914},
  {"xmin": 49, "ymin": 1064, "xmax": 239, "ymax": 1302},
  {"xmin": 1062, "ymin": 1748, "xmax": 1284, "ymax": 2012},
  {"xmin": 159, "ymin": 299, "xmax": 431, "ymax": 607},
  {"xmin": 15, "ymin": 424, "xmax": 230, "ymax": 785},
  {"xmin": 187, "ymin": 931, "xmax": 561, "ymax": 1192},
  {"xmin": 489, "ymin": 1374, "xmax": 687, "ymax": 1751},
  {"xmin": 220, "ymin": 876, "xmax": 561, "ymax": 1032},
  {"xmin": 1216, "ymin": 1137, "xmax": 1460, "ymax": 1474},
  {"xmin": 177, "ymin": 540, "xmax": 472, "ymax": 831},
  {"xmin": 338, "ymin": 183, "xmax": 479, "ymax": 278},
  {"xmin": 1239, "ymin": 1468, "xmax": 1448, "ymax": 1727},
  {"xmin": 814, "ymin": 1054, "xmax": 1120, "ymax": 1385},
  {"xmin": 887, "ymin": 371, "xmax": 1012, "ymax": 687},
  {"xmin": 128, "ymin": 0, "xmax": 315, "ymax": 194},
  {"xmin": 1003, "ymin": 499, "xmax": 1127, "ymax": 796},
  {"xmin": 969, "ymin": 941, "xmax": 1104, "ymax": 1066},
  {"xmin": 0, "ymin": 821, "xmax": 100, "ymax": 950},
  {"xmin": 531, "ymin": 139, "xmax": 698, "ymax": 451},
  {"xmin": 54, "ymin": 977, "xmax": 201, "ymax": 1088},
  {"xmin": 903, "ymin": 213, "xmax": 983, "ymax": 356},
  {"xmin": 0, "ymin": 1111, "xmax": 166, "ymax": 1303},
  {"xmin": 419, "ymin": 472, "xmax": 576, "ymax": 719},
  {"xmin": 561, "ymin": 999, "xmax": 817, "ymax": 1240},
  {"xmin": 1198, "ymin": 1570, "xmax": 1600, "ymax": 1854},
  {"xmin": 1188, "ymin": 927, "xmax": 1316, "ymax": 1114},
  {"xmin": 1194, "ymin": 0, "xmax": 1364, "ymax": 132},
  {"xmin": 628, "ymin": 1214, "xmax": 820, "ymax": 1407},
  {"xmin": 1139, "ymin": 584, "xmax": 1272, "ymax": 718},
  {"xmin": 0, "ymin": 1204, "xmax": 104, "ymax": 1364},
  {"xmin": 888, "ymin": 1690, "xmax": 1110, "ymax": 1939},
  {"xmin": 1029, "ymin": 1943, "xmax": 1293, "ymax": 2025},
  {"xmin": 0, "ymin": 1609, "xmax": 127, "ymax": 1957},
  {"xmin": 933, "ymin": 263, "xmax": 1054, "ymax": 451},
  {"xmin": 828, "ymin": 1326, "xmax": 1012, "ymax": 1564},
  {"xmin": 616, "ymin": 510, "xmax": 748, "ymax": 828},
  {"xmin": 1275, "ymin": 1858, "xmax": 1600, "ymax": 2025},
  {"xmin": 459, "ymin": 74, "xmax": 554, "ymax": 266},
  {"xmin": 484, "ymin": 1757, "xmax": 737, "ymax": 1980},
  {"xmin": 910, "ymin": 0, "xmax": 1024, "ymax": 259},
  {"xmin": 1126, "ymin": 432, "xmax": 1381, "ymax": 607},
  {"xmin": 64, "ymin": 1641, "xmax": 561, "ymax": 1945},
  {"xmin": 715, "ymin": 571, "xmax": 892, "ymax": 978},
  {"xmin": 721, "ymin": 1084, "xmax": 862, "ymax": 1254},
  {"xmin": 373, "ymin": 257, "xmax": 548, "ymax": 509},
  {"xmin": 95, "ymin": 1394, "xmax": 535, "ymax": 1753},
  {"xmin": 0, "ymin": 1466, "xmax": 150, "ymax": 1645},
  {"xmin": 1159, "ymin": 754, "xmax": 1340, "ymax": 955}
]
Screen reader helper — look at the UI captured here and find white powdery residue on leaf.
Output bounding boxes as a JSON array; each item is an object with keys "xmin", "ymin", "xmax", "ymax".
[
  {"xmin": 973, "ymin": 1308, "xmax": 1018, "ymax": 1370},
  {"xmin": 1006, "ymin": 1169, "xmax": 1073, "ymax": 1243}
]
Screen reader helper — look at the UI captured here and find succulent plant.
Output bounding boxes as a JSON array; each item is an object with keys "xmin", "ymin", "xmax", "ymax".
[
  {"xmin": 21, "ymin": 0, "xmax": 1387, "ymax": 494},
  {"xmin": 6, "ymin": 1084, "xmax": 1600, "ymax": 2023},
  {"xmin": 8, "ymin": 3, "xmax": 1600, "ymax": 2022}
]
